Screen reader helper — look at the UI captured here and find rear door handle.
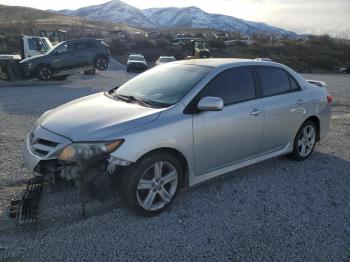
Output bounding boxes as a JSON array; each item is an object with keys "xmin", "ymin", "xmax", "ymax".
[
  {"xmin": 250, "ymin": 109, "xmax": 263, "ymax": 116},
  {"xmin": 297, "ymin": 98, "xmax": 304, "ymax": 105}
]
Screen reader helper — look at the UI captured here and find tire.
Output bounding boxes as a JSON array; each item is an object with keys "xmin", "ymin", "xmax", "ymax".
[
  {"xmin": 94, "ymin": 56, "xmax": 108, "ymax": 71},
  {"xmin": 120, "ymin": 152, "xmax": 183, "ymax": 216},
  {"xmin": 36, "ymin": 65, "xmax": 53, "ymax": 81},
  {"xmin": 126, "ymin": 67, "xmax": 130, "ymax": 73},
  {"xmin": 290, "ymin": 120, "xmax": 317, "ymax": 161}
]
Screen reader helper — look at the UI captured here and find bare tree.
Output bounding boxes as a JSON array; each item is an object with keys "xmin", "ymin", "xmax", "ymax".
[{"xmin": 23, "ymin": 10, "xmax": 37, "ymax": 34}]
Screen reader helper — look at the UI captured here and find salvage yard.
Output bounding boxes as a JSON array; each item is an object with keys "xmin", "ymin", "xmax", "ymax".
[{"xmin": 0, "ymin": 61, "xmax": 349, "ymax": 261}]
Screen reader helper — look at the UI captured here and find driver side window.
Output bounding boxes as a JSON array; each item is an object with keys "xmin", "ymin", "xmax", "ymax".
[
  {"xmin": 55, "ymin": 43, "xmax": 73, "ymax": 54},
  {"xmin": 200, "ymin": 67, "xmax": 256, "ymax": 105}
]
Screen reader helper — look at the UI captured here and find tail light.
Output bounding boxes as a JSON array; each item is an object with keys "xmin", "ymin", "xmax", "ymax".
[{"xmin": 327, "ymin": 95, "xmax": 333, "ymax": 104}]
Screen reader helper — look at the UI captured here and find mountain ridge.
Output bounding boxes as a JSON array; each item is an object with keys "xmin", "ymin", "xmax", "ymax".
[{"xmin": 53, "ymin": 0, "xmax": 297, "ymax": 37}]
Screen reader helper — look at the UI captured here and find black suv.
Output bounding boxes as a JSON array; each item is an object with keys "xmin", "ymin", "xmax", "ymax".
[{"xmin": 20, "ymin": 39, "xmax": 110, "ymax": 80}]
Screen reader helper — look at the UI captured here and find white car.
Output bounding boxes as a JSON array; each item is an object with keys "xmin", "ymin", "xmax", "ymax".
[{"xmin": 155, "ymin": 56, "xmax": 176, "ymax": 66}]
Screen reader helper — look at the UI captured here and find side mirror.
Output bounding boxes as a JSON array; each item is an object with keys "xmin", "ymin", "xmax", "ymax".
[{"xmin": 197, "ymin": 97, "xmax": 224, "ymax": 112}]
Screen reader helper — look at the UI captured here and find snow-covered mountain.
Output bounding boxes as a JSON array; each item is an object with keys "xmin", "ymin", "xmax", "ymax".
[
  {"xmin": 56, "ymin": 0, "xmax": 156, "ymax": 28},
  {"xmin": 54, "ymin": 0, "xmax": 297, "ymax": 36}
]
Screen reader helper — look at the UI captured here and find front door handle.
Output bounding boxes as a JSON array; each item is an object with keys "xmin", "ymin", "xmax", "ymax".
[{"xmin": 250, "ymin": 109, "xmax": 263, "ymax": 116}]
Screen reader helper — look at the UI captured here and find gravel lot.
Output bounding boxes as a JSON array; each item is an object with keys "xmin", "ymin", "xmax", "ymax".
[{"xmin": 0, "ymin": 62, "xmax": 349, "ymax": 261}]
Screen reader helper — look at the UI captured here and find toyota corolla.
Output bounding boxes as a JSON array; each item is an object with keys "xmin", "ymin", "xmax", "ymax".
[{"xmin": 23, "ymin": 59, "xmax": 331, "ymax": 216}]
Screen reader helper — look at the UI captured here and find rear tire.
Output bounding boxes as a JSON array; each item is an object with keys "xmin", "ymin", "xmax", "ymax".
[
  {"xmin": 37, "ymin": 65, "xmax": 53, "ymax": 81},
  {"xmin": 94, "ymin": 56, "xmax": 108, "ymax": 71},
  {"xmin": 120, "ymin": 152, "xmax": 183, "ymax": 216},
  {"xmin": 290, "ymin": 120, "xmax": 317, "ymax": 161}
]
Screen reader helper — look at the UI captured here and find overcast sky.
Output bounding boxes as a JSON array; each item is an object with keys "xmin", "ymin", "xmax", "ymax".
[{"xmin": 1, "ymin": 0, "xmax": 349, "ymax": 37}]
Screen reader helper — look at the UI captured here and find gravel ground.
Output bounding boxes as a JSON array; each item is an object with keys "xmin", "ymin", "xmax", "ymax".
[{"xmin": 0, "ymin": 68, "xmax": 349, "ymax": 261}]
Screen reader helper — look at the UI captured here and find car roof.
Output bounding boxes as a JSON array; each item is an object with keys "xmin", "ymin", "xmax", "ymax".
[
  {"xmin": 66, "ymin": 38, "xmax": 100, "ymax": 43},
  {"xmin": 174, "ymin": 58, "xmax": 282, "ymax": 68}
]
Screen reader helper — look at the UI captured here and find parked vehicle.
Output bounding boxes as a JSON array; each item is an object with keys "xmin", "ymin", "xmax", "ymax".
[
  {"xmin": 20, "ymin": 39, "xmax": 110, "ymax": 80},
  {"xmin": 339, "ymin": 67, "xmax": 349, "ymax": 74},
  {"xmin": 155, "ymin": 56, "xmax": 176, "ymax": 66},
  {"xmin": 23, "ymin": 59, "xmax": 331, "ymax": 216},
  {"xmin": 126, "ymin": 54, "xmax": 147, "ymax": 72}
]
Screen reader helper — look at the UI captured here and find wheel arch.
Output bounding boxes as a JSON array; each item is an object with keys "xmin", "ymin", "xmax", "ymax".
[
  {"xmin": 135, "ymin": 147, "xmax": 190, "ymax": 188},
  {"xmin": 94, "ymin": 53, "xmax": 108, "ymax": 62},
  {"xmin": 304, "ymin": 115, "xmax": 321, "ymax": 141},
  {"xmin": 35, "ymin": 63, "xmax": 52, "ymax": 72}
]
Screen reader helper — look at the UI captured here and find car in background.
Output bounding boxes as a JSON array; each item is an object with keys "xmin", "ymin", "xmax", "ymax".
[
  {"xmin": 255, "ymin": 58, "xmax": 272, "ymax": 62},
  {"xmin": 339, "ymin": 67, "xmax": 349, "ymax": 74},
  {"xmin": 20, "ymin": 39, "xmax": 110, "ymax": 80},
  {"xmin": 23, "ymin": 59, "xmax": 331, "ymax": 216},
  {"xmin": 126, "ymin": 54, "xmax": 147, "ymax": 72},
  {"xmin": 155, "ymin": 56, "xmax": 176, "ymax": 66}
]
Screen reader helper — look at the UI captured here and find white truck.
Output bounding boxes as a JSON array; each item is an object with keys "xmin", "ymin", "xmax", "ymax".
[{"xmin": 0, "ymin": 35, "xmax": 53, "ymax": 80}]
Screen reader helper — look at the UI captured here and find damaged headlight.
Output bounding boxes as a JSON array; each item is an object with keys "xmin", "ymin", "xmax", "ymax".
[{"xmin": 58, "ymin": 140, "xmax": 124, "ymax": 163}]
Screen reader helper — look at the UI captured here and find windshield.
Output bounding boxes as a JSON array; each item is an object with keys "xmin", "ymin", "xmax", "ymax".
[
  {"xmin": 113, "ymin": 64, "xmax": 211, "ymax": 107},
  {"xmin": 129, "ymin": 55, "xmax": 145, "ymax": 61},
  {"xmin": 160, "ymin": 57, "xmax": 176, "ymax": 63}
]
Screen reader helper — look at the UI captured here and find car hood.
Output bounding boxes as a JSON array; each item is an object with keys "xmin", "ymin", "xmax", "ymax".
[
  {"xmin": 20, "ymin": 54, "xmax": 45, "ymax": 63},
  {"xmin": 40, "ymin": 92, "xmax": 163, "ymax": 141}
]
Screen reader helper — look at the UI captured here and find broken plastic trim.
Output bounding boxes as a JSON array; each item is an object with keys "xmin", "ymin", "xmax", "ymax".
[
  {"xmin": 107, "ymin": 156, "xmax": 132, "ymax": 174},
  {"xmin": 9, "ymin": 177, "xmax": 44, "ymax": 225}
]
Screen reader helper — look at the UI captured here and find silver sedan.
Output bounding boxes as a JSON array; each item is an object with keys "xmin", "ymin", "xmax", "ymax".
[{"xmin": 23, "ymin": 59, "xmax": 331, "ymax": 216}]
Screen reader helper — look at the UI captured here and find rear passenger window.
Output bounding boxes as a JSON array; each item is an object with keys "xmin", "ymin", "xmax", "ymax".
[
  {"xmin": 289, "ymin": 75, "xmax": 300, "ymax": 90},
  {"xmin": 201, "ymin": 67, "xmax": 256, "ymax": 105},
  {"xmin": 257, "ymin": 67, "xmax": 295, "ymax": 96},
  {"xmin": 74, "ymin": 42, "xmax": 95, "ymax": 50}
]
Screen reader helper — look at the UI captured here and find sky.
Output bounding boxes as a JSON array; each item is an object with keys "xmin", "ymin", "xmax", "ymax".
[{"xmin": 1, "ymin": 0, "xmax": 350, "ymax": 37}]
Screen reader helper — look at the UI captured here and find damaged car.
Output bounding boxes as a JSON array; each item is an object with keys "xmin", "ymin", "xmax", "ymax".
[{"xmin": 23, "ymin": 59, "xmax": 331, "ymax": 216}]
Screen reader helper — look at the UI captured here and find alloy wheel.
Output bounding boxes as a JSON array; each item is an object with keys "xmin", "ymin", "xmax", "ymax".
[
  {"xmin": 96, "ymin": 57, "xmax": 108, "ymax": 70},
  {"xmin": 297, "ymin": 124, "xmax": 316, "ymax": 157},
  {"xmin": 39, "ymin": 67, "xmax": 52, "ymax": 80},
  {"xmin": 136, "ymin": 161, "xmax": 178, "ymax": 211}
]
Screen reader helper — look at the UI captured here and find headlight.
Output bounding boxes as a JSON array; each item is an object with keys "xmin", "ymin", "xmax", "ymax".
[{"xmin": 58, "ymin": 140, "xmax": 124, "ymax": 163}]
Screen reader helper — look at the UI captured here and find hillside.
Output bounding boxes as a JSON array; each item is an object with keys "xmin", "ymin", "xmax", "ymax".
[{"xmin": 0, "ymin": 4, "xmax": 142, "ymax": 34}]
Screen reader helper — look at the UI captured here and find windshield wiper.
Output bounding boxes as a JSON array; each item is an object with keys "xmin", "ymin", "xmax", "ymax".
[{"xmin": 114, "ymin": 94, "xmax": 152, "ymax": 108}]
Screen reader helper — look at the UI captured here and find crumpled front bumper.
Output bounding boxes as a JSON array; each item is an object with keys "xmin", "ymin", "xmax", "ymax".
[
  {"xmin": 23, "ymin": 126, "xmax": 72, "ymax": 174},
  {"xmin": 23, "ymin": 132, "xmax": 42, "ymax": 173}
]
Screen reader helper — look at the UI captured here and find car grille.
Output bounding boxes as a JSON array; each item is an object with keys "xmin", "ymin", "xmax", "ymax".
[{"xmin": 29, "ymin": 132, "xmax": 59, "ymax": 157}]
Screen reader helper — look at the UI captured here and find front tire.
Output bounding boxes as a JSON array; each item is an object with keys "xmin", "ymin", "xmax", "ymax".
[
  {"xmin": 120, "ymin": 152, "xmax": 182, "ymax": 216},
  {"xmin": 290, "ymin": 120, "xmax": 317, "ymax": 161},
  {"xmin": 37, "ymin": 65, "xmax": 53, "ymax": 81}
]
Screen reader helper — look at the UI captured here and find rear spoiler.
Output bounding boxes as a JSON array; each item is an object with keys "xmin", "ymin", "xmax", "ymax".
[{"xmin": 306, "ymin": 80, "xmax": 326, "ymax": 88}]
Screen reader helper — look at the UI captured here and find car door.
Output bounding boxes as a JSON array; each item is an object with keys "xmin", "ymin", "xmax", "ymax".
[
  {"xmin": 256, "ymin": 66, "xmax": 305, "ymax": 153},
  {"xmin": 51, "ymin": 42, "xmax": 75, "ymax": 71},
  {"xmin": 72, "ymin": 41, "xmax": 92, "ymax": 69},
  {"xmin": 192, "ymin": 67, "xmax": 265, "ymax": 175}
]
